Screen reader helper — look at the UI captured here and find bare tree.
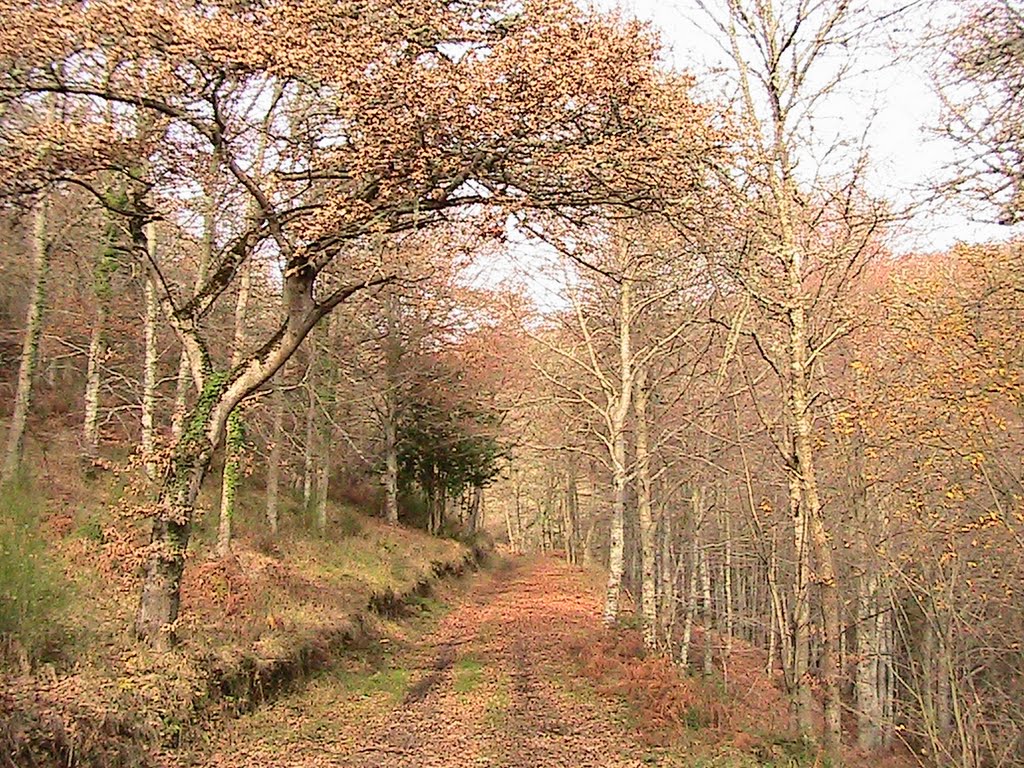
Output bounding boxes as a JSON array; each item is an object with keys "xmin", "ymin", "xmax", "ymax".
[{"xmin": 939, "ymin": 0, "xmax": 1024, "ymax": 224}]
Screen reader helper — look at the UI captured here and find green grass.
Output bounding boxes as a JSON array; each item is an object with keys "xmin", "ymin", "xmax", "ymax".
[
  {"xmin": 453, "ymin": 655, "xmax": 485, "ymax": 694},
  {"xmin": 337, "ymin": 665, "xmax": 411, "ymax": 700},
  {"xmin": 485, "ymin": 680, "xmax": 510, "ymax": 726},
  {"xmin": 677, "ymin": 734, "xmax": 825, "ymax": 768},
  {"xmin": 0, "ymin": 479, "xmax": 71, "ymax": 668}
]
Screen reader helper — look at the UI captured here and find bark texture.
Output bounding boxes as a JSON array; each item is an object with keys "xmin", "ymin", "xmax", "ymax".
[{"xmin": 2, "ymin": 200, "xmax": 49, "ymax": 486}]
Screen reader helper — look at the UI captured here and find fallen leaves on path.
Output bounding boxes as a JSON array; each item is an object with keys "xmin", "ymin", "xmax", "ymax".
[{"xmin": 195, "ymin": 557, "xmax": 656, "ymax": 768}]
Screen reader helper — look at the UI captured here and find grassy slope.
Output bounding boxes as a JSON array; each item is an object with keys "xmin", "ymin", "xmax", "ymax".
[{"xmin": 0, "ymin": 438, "xmax": 471, "ymax": 766}]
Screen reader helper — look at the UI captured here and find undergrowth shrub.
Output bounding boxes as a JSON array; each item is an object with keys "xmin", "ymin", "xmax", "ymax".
[
  {"xmin": 335, "ymin": 476, "xmax": 381, "ymax": 513},
  {"xmin": 575, "ymin": 627, "xmax": 729, "ymax": 740},
  {"xmin": 399, "ymin": 490, "xmax": 429, "ymax": 529},
  {"xmin": 332, "ymin": 505, "xmax": 364, "ymax": 539},
  {"xmin": 0, "ymin": 480, "xmax": 70, "ymax": 668}
]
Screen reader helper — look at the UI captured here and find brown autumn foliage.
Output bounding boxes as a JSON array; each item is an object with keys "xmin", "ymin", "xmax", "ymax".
[{"xmin": 0, "ymin": 1, "xmax": 1022, "ymax": 767}]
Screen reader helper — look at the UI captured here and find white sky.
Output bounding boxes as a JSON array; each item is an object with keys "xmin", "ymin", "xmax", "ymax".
[{"xmin": 599, "ymin": 0, "xmax": 1022, "ymax": 254}]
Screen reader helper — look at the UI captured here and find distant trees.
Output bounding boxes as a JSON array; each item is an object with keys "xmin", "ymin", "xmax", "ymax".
[{"xmin": 499, "ymin": 236, "xmax": 1023, "ymax": 767}]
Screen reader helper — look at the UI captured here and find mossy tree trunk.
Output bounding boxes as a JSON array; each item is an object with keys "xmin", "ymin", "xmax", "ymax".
[
  {"xmin": 129, "ymin": 219, "xmax": 393, "ymax": 648},
  {"xmin": 217, "ymin": 259, "xmax": 252, "ymax": 556},
  {"xmin": 136, "ymin": 379, "xmax": 225, "ymax": 649}
]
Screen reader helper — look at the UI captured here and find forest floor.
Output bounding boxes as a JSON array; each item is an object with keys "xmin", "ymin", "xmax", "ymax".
[{"xmin": 184, "ymin": 556, "xmax": 805, "ymax": 768}]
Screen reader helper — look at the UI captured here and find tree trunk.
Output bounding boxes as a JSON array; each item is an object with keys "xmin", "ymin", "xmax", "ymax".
[
  {"xmin": 634, "ymin": 366, "xmax": 657, "ymax": 650},
  {"xmin": 170, "ymin": 349, "xmax": 191, "ymax": 441},
  {"xmin": 136, "ymin": 468, "xmax": 202, "ymax": 650},
  {"xmin": 563, "ymin": 459, "xmax": 577, "ymax": 564},
  {"xmin": 135, "ymin": 381, "xmax": 225, "ymax": 649},
  {"xmin": 2, "ymin": 200, "xmax": 49, "ymax": 486},
  {"xmin": 767, "ymin": 528, "xmax": 784, "ymax": 676},
  {"xmin": 383, "ymin": 393, "xmax": 400, "ymax": 524},
  {"xmin": 217, "ymin": 412, "xmax": 242, "ymax": 556},
  {"xmin": 879, "ymin": 597, "xmax": 895, "ymax": 747},
  {"xmin": 82, "ymin": 209, "xmax": 121, "ymax": 472},
  {"xmin": 141, "ymin": 222, "xmax": 159, "ymax": 481},
  {"xmin": 790, "ymin": 466, "xmax": 813, "ymax": 733},
  {"xmin": 437, "ymin": 486, "xmax": 447, "ymax": 534},
  {"xmin": 511, "ymin": 482, "xmax": 524, "ymax": 552},
  {"xmin": 81, "ymin": 306, "xmax": 107, "ymax": 471},
  {"xmin": 722, "ymin": 506, "xmax": 735, "ymax": 661},
  {"xmin": 603, "ymin": 425, "xmax": 628, "ymax": 625},
  {"xmin": 217, "ymin": 260, "xmax": 252, "ymax": 556},
  {"xmin": 791, "ymin": 295, "xmax": 843, "ymax": 760},
  {"xmin": 265, "ymin": 383, "xmax": 283, "ymax": 535},
  {"xmin": 382, "ymin": 287, "xmax": 402, "ymax": 524},
  {"xmin": 316, "ymin": 458, "xmax": 329, "ymax": 533},
  {"xmin": 602, "ymin": 272, "xmax": 633, "ymax": 626},
  {"xmin": 856, "ymin": 570, "xmax": 882, "ymax": 751},
  {"xmin": 659, "ymin": 506, "xmax": 676, "ymax": 647},
  {"xmin": 700, "ymin": 539, "xmax": 715, "ymax": 678},
  {"xmin": 468, "ymin": 485, "xmax": 483, "ymax": 534},
  {"xmin": 169, "ymin": 281, "xmax": 210, "ymax": 440},
  {"xmin": 303, "ymin": 382, "xmax": 316, "ymax": 511},
  {"xmin": 504, "ymin": 502, "xmax": 518, "ymax": 554},
  {"xmin": 680, "ymin": 488, "xmax": 703, "ymax": 668}
]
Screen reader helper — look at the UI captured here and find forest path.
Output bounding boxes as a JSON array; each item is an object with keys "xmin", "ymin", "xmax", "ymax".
[{"xmin": 195, "ymin": 556, "xmax": 660, "ymax": 768}]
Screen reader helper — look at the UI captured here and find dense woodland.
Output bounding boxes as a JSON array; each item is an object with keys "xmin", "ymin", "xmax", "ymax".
[{"xmin": 0, "ymin": 0, "xmax": 1022, "ymax": 767}]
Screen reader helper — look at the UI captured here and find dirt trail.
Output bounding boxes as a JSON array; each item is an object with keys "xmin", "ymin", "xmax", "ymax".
[{"xmin": 196, "ymin": 557, "xmax": 653, "ymax": 768}]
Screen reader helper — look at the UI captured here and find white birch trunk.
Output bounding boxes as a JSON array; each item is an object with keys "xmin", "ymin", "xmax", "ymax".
[
  {"xmin": 679, "ymin": 488, "xmax": 703, "ymax": 668},
  {"xmin": 81, "ymin": 297, "xmax": 107, "ymax": 470},
  {"xmin": 170, "ymin": 349, "xmax": 191, "ymax": 441},
  {"xmin": 2, "ymin": 200, "xmax": 49, "ymax": 486},
  {"xmin": 659, "ymin": 507, "xmax": 675, "ymax": 645},
  {"xmin": 722, "ymin": 507, "xmax": 734, "ymax": 661},
  {"xmin": 700, "ymin": 539, "xmax": 714, "ymax": 677},
  {"xmin": 634, "ymin": 365, "xmax": 657, "ymax": 649},
  {"xmin": 316, "ymin": 459, "xmax": 329, "ymax": 533},
  {"xmin": 856, "ymin": 571, "xmax": 882, "ymax": 751},
  {"xmin": 791, "ymin": 467, "xmax": 813, "ymax": 732},
  {"xmin": 602, "ymin": 276, "xmax": 632, "ymax": 626},
  {"xmin": 141, "ymin": 222, "xmax": 159, "ymax": 481},
  {"xmin": 382, "ymin": 289, "xmax": 401, "ymax": 524}
]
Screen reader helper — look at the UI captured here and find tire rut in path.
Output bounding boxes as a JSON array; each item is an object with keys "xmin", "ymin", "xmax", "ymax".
[{"xmin": 201, "ymin": 557, "xmax": 650, "ymax": 768}]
